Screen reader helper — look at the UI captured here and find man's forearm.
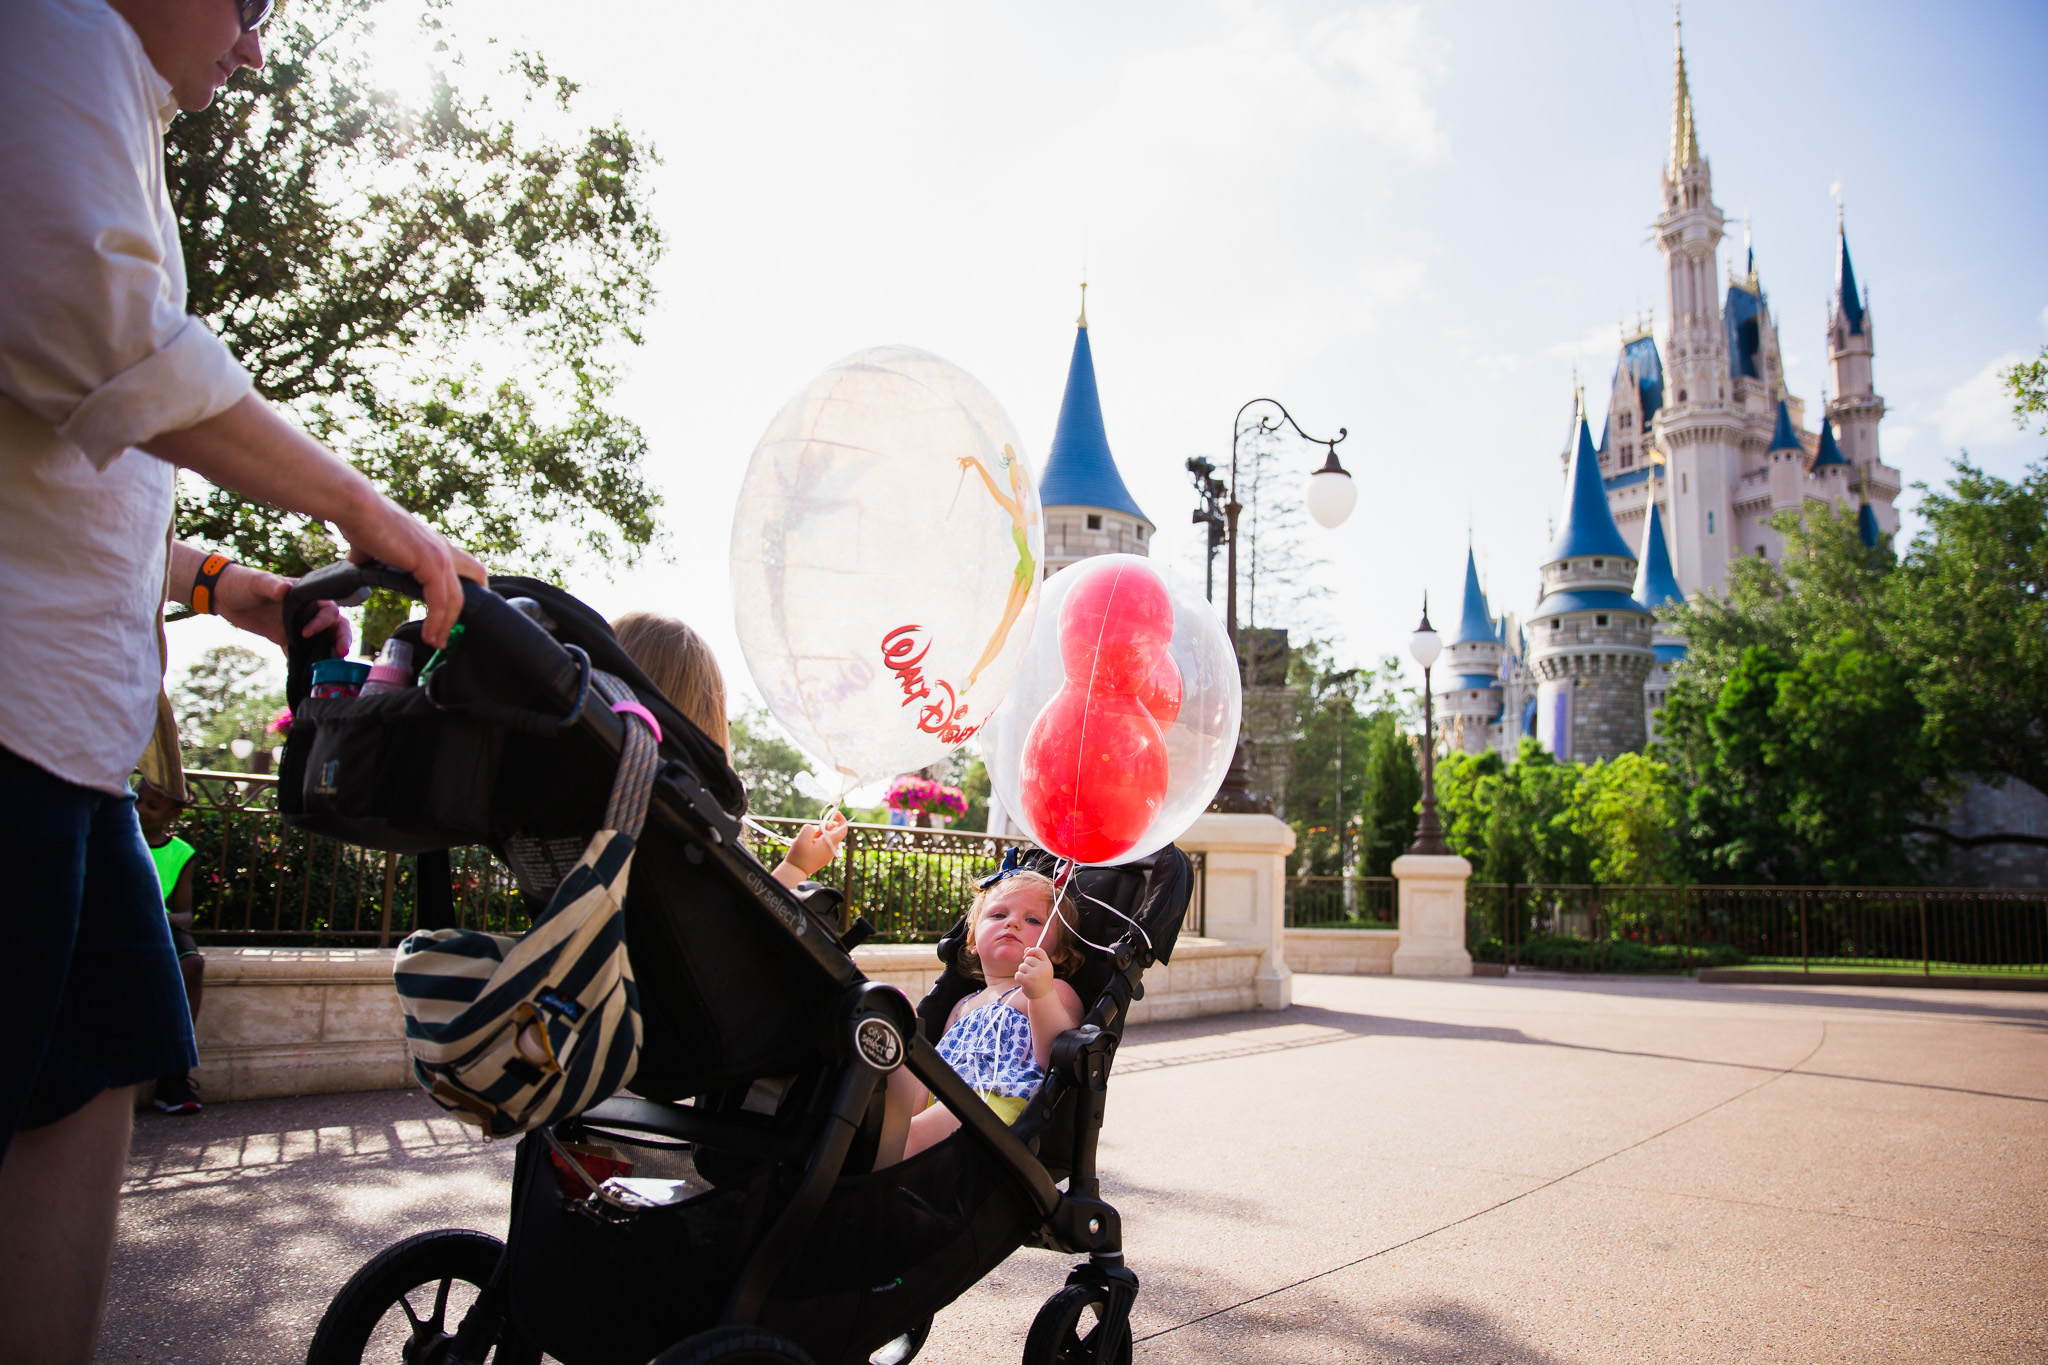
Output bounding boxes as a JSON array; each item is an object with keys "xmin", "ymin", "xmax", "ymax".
[{"xmin": 143, "ymin": 394, "xmax": 380, "ymax": 533}]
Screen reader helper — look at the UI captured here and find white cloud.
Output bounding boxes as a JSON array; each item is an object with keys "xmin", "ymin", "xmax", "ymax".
[
  {"xmin": 1940, "ymin": 352, "xmax": 2027, "ymax": 451},
  {"xmin": 2039, "ymin": 302, "xmax": 2048, "ymax": 330}
]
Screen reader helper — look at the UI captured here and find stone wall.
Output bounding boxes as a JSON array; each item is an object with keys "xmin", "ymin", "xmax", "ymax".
[
  {"xmin": 1569, "ymin": 665, "xmax": 1649, "ymax": 760},
  {"xmin": 1283, "ymin": 928, "xmax": 1397, "ymax": 975},
  {"xmin": 182, "ymin": 937, "xmax": 1268, "ymax": 1103},
  {"xmin": 1939, "ymin": 776, "xmax": 2048, "ymax": 888}
]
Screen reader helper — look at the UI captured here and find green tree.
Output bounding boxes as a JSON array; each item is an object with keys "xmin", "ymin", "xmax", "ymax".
[
  {"xmin": 2003, "ymin": 346, "xmax": 2047, "ymax": 434},
  {"xmin": 1435, "ymin": 739, "xmax": 1593, "ymax": 885},
  {"xmin": 1668, "ymin": 636, "xmax": 1941, "ymax": 884},
  {"xmin": 729, "ymin": 706, "xmax": 811, "ymax": 820},
  {"xmin": 167, "ymin": 0, "xmax": 663, "ymax": 601},
  {"xmin": 1570, "ymin": 752, "xmax": 1684, "ymax": 885},
  {"xmin": 1355, "ymin": 712, "xmax": 1421, "ymax": 876},
  {"xmin": 1283, "ymin": 655, "xmax": 1416, "ymax": 876},
  {"xmin": 1887, "ymin": 459, "xmax": 2048, "ymax": 798},
  {"xmin": 173, "ymin": 646, "xmax": 286, "ymax": 771}
]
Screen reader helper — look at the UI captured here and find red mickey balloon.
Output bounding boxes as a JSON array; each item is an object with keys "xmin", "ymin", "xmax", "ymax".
[
  {"xmin": 1018, "ymin": 690, "xmax": 1168, "ymax": 865},
  {"xmin": 1058, "ymin": 560, "xmax": 1174, "ymax": 694},
  {"xmin": 1021, "ymin": 561, "xmax": 1176, "ymax": 864}
]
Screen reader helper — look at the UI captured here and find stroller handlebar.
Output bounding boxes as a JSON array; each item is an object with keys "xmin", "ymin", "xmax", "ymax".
[{"xmin": 282, "ymin": 560, "xmax": 580, "ymax": 718}]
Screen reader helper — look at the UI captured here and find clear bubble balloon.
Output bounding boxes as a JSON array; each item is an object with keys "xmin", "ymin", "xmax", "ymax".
[
  {"xmin": 731, "ymin": 346, "xmax": 1043, "ymax": 797},
  {"xmin": 984, "ymin": 555, "xmax": 1240, "ymax": 866}
]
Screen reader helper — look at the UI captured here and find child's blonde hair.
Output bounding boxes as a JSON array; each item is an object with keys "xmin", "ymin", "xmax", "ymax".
[
  {"xmin": 956, "ymin": 870, "xmax": 1083, "ymax": 981},
  {"xmin": 613, "ymin": 613, "xmax": 729, "ymax": 754}
]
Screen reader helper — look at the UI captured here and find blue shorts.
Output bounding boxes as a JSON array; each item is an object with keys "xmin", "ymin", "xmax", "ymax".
[{"xmin": 1, "ymin": 746, "xmax": 196, "ymax": 1161}]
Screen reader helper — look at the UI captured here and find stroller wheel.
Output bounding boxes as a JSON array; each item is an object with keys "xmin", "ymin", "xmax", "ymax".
[
  {"xmin": 650, "ymin": 1326, "xmax": 817, "ymax": 1365},
  {"xmin": 305, "ymin": 1228, "xmax": 540, "ymax": 1365},
  {"xmin": 1022, "ymin": 1284, "xmax": 1133, "ymax": 1365},
  {"xmin": 869, "ymin": 1315, "xmax": 932, "ymax": 1364}
]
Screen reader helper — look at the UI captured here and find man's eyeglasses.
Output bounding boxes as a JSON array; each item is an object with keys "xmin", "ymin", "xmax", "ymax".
[{"xmin": 237, "ymin": 0, "xmax": 273, "ymax": 32}]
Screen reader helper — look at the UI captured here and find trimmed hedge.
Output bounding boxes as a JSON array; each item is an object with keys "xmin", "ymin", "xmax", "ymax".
[{"xmin": 1470, "ymin": 933, "xmax": 1749, "ymax": 973}]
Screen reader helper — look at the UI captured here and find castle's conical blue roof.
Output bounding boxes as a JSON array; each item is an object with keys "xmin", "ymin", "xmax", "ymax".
[
  {"xmin": 1632, "ymin": 499, "xmax": 1684, "ymax": 612},
  {"xmin": 1038, "ymin": 324, "xmax": 1148, "ymax": 523},
  {"xmin": 1726, "ymin": 279, "xmax": 1764, "ymax": 380},
  {"xmin": 1448, "ymin": 548, "xmax": 1495, "ymax": 645},
  {"xmin": 1767, "ymin": 400, "xmax": 1804, "ymax": 454},
  {"xmin": 1858, "ymin": 500, "xmax": 1881, "ymax": 548},
  {"xmin": 1836, "ymin": 230, "xmax": 1866, "ymax": 336},
  {"xmin": 1549, "ymin": 416, "xmax": 1635, "ymax": 562},
  {"xmin": 1813, "ymin": 416, "xmax": 1848, "ymax": 468}
]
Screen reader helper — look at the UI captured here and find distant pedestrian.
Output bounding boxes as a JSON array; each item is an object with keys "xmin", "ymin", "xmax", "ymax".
[
  {"xmin": 134, "ymin": 777, "xmax": 204, "ymax": 1115},
  {"xmin": 0, "ymin": 1, "xmax": 485, "ymax": 1360}
]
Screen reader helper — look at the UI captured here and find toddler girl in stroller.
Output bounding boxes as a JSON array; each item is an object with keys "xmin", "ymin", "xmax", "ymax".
[{"xmin": 882, "ymin": 868, "xmax": 1082, "ymax": 1164}]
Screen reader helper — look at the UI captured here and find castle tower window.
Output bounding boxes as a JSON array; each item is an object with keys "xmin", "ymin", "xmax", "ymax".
[
  {"xmin": 1086, "ymin": 514, "xmax": 1102, "ymax": 530},
  {"xmin": 1592, "ymin": 559, "xmax": 1604, "ymax": 569},
  {"xmin": 1595, "ymin": 615, "xmax": 1609, "ymax": 627},
  {"xmin": 1707, "ymin": 512, "xmax": 1715, "ymax": 533}
]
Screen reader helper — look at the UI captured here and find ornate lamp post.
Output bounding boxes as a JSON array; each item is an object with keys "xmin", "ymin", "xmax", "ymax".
[
  {"xmin": 1405, "ymin": 597, "xmax": 1450, "ymax": 855},
  {"xmin": 1206, "ymin": 398, "xmax": 1353, "ymax": 814}
]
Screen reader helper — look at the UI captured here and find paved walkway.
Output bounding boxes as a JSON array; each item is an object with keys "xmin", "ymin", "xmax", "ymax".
[{"xmin": 104, "ymin": 974, "xmax": 2048, "ymax": 1363}]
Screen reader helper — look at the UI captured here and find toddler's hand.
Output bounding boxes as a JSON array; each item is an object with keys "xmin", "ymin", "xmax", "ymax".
[
  {"xmin": 787, "ymin": 810, "xmax": 849, "ymax": 878},
  {"xmin": 1014, "ymin": 946, "xmax": 1055, "ymax": 1001}
]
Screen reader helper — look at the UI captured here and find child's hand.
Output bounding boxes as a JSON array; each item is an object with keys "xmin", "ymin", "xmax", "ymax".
[
  {"xmin": 787, "ymin": 810, "xmax": 849, "ymax": 878},
  {"xmin": 1014, "ymin": 945, "xmax": 1056, "ymax": 1001}
]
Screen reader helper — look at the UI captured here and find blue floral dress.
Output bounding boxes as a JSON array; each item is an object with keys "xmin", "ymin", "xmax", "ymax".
[{"xmin": 936, "ymin": 987, "xmax": 1044, "ymax": 1102}]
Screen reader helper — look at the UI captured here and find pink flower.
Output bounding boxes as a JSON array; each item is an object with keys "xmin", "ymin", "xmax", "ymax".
[{"xmin": 267, "ymin": 707, "xmax": 294, "ymax": 736}]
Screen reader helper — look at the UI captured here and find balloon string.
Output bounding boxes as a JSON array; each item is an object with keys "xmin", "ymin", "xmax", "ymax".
[
  {"xmin": 743, "ymin": 815, "xmax": 795, "ymax": 847},
  {"xmin": 1029, "ymin": 855, "xmax": 1153, "ymax": 958}
]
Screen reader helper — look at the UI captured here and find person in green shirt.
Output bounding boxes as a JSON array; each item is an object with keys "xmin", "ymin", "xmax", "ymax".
[{"xmin": 135, "ymin": 779, "xmax": 204, "ymax": 1115}]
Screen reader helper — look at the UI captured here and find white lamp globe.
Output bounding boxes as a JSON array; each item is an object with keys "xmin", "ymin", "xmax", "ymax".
[
  {"xmin": 1305, "ymin": 464, "xmax": 1356, "ymax": 529},
  {"xmin": 229, "ymin": 737, "xmax": 255, "ymax": 761},
  {"xmin": 1408, "ymin": 600, "xmax": 1442, "ymax": 671}
]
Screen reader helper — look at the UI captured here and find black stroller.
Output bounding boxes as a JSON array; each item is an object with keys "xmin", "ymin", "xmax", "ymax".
[{"xmin": 278, "ymin": 564, "xmax": 1192, "ymax": 1365}]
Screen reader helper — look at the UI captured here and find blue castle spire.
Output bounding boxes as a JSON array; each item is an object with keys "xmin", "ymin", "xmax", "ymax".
[
  {"xmin": 1836, "ymin": 227, "xmax": 1866, "ymax": 336},
  {"xmin": 1767, "ymin": 399, "xmax": 1804, "ymax": 455},
  {"xmin": 1448, "ymin": 547, "xmax": 1495, "ymax": 645},
  {"xmin": 1038, "ymin": 305, "xmax": 1148, "ymax": 523},
  {"xmin": 1549, "ymin": 415, "xmax": 1636, "ymax": 562},
  {"xmin": 1632, "ymin": 499, "xmax": 1684, "ymax": 612},
  {"xmin": 1858, "ymin": 501, "xmax": 1881, "ymax": 548},
  {"xmin": 1813, "ymin": 415, "xmax": 1848, "ymax": 468}
]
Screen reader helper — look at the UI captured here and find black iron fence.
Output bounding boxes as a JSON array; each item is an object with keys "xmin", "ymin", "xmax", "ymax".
[
  {"xmin": 1465, "ymin": 882, "xmax": 2048, "ymax": 977},
  {"xmin": 178, "ymin": 777, "xmax": 1206, "ymax": 947},
  {"xmin": 1285, "ymin": 877, "xmax": 1397, "ymax": 929},
  {"xmin": 180, "ymin": 771, "xmax": 523, "ymax": 946}
]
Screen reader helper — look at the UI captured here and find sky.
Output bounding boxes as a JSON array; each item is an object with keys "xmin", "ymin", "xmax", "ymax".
[{"xmin": 170, "ymin": 0, "xmax": 2048, "ymax": 737}]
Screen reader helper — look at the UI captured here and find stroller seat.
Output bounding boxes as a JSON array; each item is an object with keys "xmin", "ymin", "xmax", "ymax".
[{"xmin": 283, "ymin": 565, "xmax": 1192, "ymax": 1365}]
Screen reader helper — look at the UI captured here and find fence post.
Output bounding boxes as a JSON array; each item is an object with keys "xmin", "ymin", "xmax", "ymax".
[
  {"xmin": 1918, "ymin": 890, "xmax": 1930, "ymax": 978},
  {"xmin": 379, "ymin": 852, "xmax": 399, "ymax": 948},
  {"xmin": 1799, "ymin": 891, "xmax": 1809, "ymax": 975}
]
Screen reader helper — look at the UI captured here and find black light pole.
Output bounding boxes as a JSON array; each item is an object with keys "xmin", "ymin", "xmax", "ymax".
[
  {"xmin": 1208, "ymin": 398, "xmax": 1354, "ymax": 814},
  {"xmin": 1406, "ymin": 597, "xmax": 1450, "ymax": 855},
  {"xmin": 1185, "ymin": 457, "xmax": 1227, "ymax": 602}
]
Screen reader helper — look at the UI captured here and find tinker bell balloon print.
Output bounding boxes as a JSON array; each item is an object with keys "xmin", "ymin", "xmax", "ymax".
[
  {"xmin": 957, "ymin": 444, "xmax": 1038, "ymax": 694},
  {"xmin": 731, "ymin": 346, "xmax": 1045, "ymax": 801}
]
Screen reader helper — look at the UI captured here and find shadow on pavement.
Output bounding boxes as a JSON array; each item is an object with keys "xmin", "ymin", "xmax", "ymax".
[
  {"xmin": 1135, "ymin": 1292, "xmax": 1575, "ymax": 1364},
  {"xmin": 106, "ymin": 1091, "xmax": 513, "ymax": 1365}
]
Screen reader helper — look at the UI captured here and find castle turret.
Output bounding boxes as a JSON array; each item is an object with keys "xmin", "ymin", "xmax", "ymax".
[
  {"xmin": 1436, "ymin": 548, "xmax": 1505, "ymax": 756},
  {"xmin": 1632, "ymin": 495, "xmax": 1687, "ymax": 731},
  {"xmin": 1527, "ymin": 412, "xmax": 1655, "ymax": 762},
  {"xmin": 1826, "ymin": 219, "xmax": 1900, "ymax": 539},
  {"xmin": 1811, "ymin": 414, "xmax": 1852, "ymax": 508},
  {"xmin": 1038, "ymin": 289, "xmax": 1154, "ymax": 575},
  {"xmin": 1651, "ymin": 10, "xmax": 1742, "ymax": 598},
  {"xmin": 1766, "ymin": 399, "xmax": 1807, "ymax": 515}
]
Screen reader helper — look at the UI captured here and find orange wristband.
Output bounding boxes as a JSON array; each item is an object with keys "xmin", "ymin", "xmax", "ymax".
[{"xmin": 191, "ymin": 553, "xmax": 232, "ymax": 614}]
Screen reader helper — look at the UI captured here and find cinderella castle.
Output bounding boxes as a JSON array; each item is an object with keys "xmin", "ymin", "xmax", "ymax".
[{"xmin": 1436, "ymin": 15, "xmax": 1903, "ymax": 765}]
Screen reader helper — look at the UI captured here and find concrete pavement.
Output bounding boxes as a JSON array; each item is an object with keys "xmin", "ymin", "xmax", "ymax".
[{"xmin": 103, "ymin": 973, "xmax": 2048, "ymax": 1363}]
